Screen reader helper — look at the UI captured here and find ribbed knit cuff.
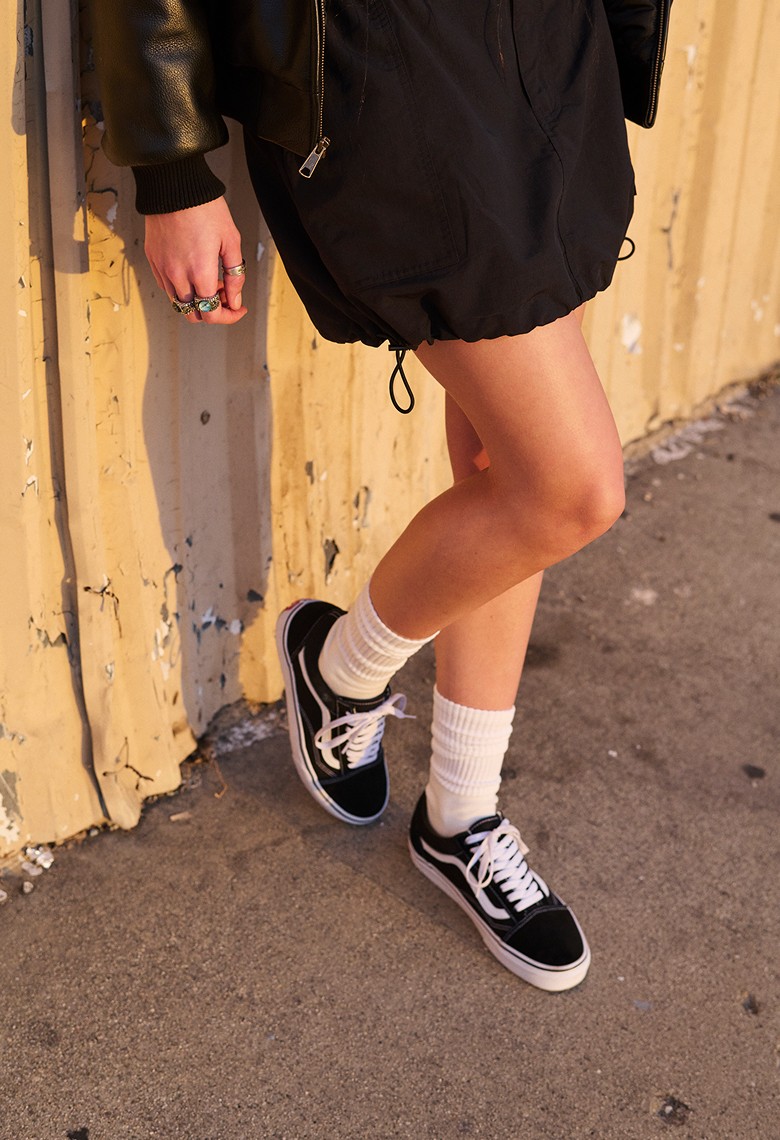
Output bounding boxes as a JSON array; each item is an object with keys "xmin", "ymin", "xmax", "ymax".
[{"xmin": 131, "ymin": 155, "xmax": 226, "ymax": 215}]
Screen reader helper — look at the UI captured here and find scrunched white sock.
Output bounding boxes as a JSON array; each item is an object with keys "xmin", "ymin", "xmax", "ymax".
[
  {"xmin": 425, "ymin": 686, "xmax": 515, "ymax": 837},
  {"xmin": 318, "ymin": 582, "xmax": 436, "ymax": 700}
]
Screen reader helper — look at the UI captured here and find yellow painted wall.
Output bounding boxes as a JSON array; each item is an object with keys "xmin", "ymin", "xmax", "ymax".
[{"xmin": 1, "ymin": 0, "xmax": 778, "ymax": 856}]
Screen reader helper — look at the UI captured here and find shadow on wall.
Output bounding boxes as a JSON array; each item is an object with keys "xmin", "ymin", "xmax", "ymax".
[{"xmin": 77, "ymin": 9, "xmax": 276, "ymax": 735}]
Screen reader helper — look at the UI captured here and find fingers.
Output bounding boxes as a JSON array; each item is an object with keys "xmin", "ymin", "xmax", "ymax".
[
  {"xmin": 220, "ymin": 244, "xmax": 245, "ymax": 313},
  {"xmin": 143, "ymin": 199, "xmax": 248, "ymax": 326}
]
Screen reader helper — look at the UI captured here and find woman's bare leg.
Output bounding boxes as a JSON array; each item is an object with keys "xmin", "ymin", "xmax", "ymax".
[
  {"xmin": 370, "ymin": 309, "xmax": 623, "ymax": 640},
  {"xmin": 434, "ymin": 306, "xmax": 586, "ymax": 709},
  {"xmin": 435, "ymin": 392, "xmax": 543, "ymax": 708}
]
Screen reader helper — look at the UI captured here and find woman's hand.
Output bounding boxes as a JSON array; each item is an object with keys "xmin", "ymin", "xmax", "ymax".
[{"xmin": 144, "ymin": 197, "xmax": 248, "ymax": 325}]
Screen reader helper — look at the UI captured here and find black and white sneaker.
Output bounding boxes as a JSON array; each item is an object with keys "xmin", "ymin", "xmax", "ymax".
[
  {"xmin": 276, "ymin": 599, "xmax": 408, "ymax": 825},
  {"xmin": 408, "ymin": 793, "xmax": 591, "ymax": 991}
]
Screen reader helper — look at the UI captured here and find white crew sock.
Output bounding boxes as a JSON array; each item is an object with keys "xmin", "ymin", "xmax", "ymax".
[
  {"xmin": 318, "ymin": 582, "xmax": 436, "ymax": 700},
  {"xmin": 425, "ymin": 686, "xmax": 516, "ymax": 837}
]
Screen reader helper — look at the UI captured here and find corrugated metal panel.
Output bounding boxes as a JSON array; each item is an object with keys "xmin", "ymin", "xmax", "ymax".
[{"xmin": 1, "ymin": 0, "xmax": 777, "ymax": 856}]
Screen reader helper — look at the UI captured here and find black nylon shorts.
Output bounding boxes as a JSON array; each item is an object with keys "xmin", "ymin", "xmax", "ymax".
[{"xmin": 243, "ymin": 0, "xmax": 635, "ymax": 349}]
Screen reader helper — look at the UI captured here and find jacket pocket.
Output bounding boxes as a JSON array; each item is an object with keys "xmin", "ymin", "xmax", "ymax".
[{"xmin": 292, "ymin": 0, "xmax": 463, "ymax": 292}]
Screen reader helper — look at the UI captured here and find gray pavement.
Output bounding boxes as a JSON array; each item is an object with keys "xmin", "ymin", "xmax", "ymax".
[{"xmin": 1, "ymin": 383, "xmax": 779, "ymax": 1140}]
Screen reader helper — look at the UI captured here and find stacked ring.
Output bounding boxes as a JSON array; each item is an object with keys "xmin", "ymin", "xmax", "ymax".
[
  {"xmin": 223, "ymin": 259, "xmax": 247, "ymax": 277},
  {"xmin": 171, "ymin": 296, "xmax": 198, "ymax": 315},
  {"xmin": 194, "ymin": 293, "xmax": 221, "ymax": 312}
]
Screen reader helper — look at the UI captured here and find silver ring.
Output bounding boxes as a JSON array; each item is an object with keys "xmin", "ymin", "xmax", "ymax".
[
  {"xmin": 223, "ymin": 259, "xmax": 247, "ymax": 277},
  {"xmin": 193, "ymin": 292, "xmax": 221, "ymax": 313},
  {"xmin": 171, "ymin": 295, "xmax": 198, "ymax": 315}
]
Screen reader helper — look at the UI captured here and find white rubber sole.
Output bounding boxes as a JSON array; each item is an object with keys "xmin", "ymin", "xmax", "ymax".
[
  {"xmin": 408, "ymin": 839, "xmax": 591, "ymax": 991},
  {"xmin": 275, "ymin": 601, "xmax": 386, "ymax": 826}
]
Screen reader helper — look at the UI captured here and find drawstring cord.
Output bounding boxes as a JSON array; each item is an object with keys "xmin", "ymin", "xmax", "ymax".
[
  {"xmin": 618, "ymin": 235, "xmax": 636, "ymax": 261},
  {"xmin": 388, "ymin": 346, "xmax": 415, "ymax": 414}
]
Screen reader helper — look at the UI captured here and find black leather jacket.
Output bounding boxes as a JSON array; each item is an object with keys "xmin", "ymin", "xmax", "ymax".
[{"xmin": 89, "ymin": 0, "xmax": 325, "ymax": 213}]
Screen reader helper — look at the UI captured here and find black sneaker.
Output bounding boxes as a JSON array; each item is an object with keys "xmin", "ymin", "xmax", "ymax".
[
  {"xmin": 408, "ymin": 793, "xmax": 590, "ymax": 990},
  {"xmin": 276, "ymin": 599, "xmax": 408, "ymax": 825}
]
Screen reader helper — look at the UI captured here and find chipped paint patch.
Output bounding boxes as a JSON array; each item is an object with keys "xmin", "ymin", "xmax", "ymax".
[
  {"xmin": 620, "ymin": 314, "xmax": 643, "ymax": 355},
  {"xmin": 323, "ymin": 538, "xmax": 340, "ymax": 581},
  {"xmin": 0, "ymin": 771, "xmax": 22, "ymax": 845},
  {"xmin": 0, "ymin": 723, "xmax": 27, "ymax": 746}
]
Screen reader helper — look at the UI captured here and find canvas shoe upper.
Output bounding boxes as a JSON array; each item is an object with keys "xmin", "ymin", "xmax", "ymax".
[
  {"xmin": 408, "ymin": 792, "xmax": 590, "ymax": 990},
  {"xmin": 276, "ymin": 599, "xmax": 408, "ymax": 824}
]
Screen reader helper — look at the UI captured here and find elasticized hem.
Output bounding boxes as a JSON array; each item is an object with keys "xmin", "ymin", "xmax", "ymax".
[{"xmin": 132, "ymin": 155, "xmax": 226, "ymax": 215}]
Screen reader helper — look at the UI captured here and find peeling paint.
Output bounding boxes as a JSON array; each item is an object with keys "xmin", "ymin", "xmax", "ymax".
[
  {"xmin": 353, "ymin": 485, "xmax": 372, "ymax": 529},
  {"xmin": 323, "ymin": 538, "xmax": 340, "ymax": 580},
  {"xmin": 256, "ymin": 241, "xmax": 265, "ymax": 261},
  {"xmin": 1, "ymin": 770, "xmax": 21, "ymax": 818},
  {"xmin": 1, "ymin": 723, "xmax": 27, "ymax": 745},
  {"xmin": 660, "ymin": 189, "xmax": 680, "ymax": 271},
  {"xmin": 23, "ymin": 437, "xmax": 33, "ymax": 465},
  {"xmin": 0, "ymin": 802, "xmax": 21, "ymax": 844},
  {"xmin": 31, "ymin": 622, "xmax": 67, "ymax": 649}
]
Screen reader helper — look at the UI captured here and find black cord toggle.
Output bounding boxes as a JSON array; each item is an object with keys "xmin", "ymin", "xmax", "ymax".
[{"xmin": 388, "ymin": 346, "xmax": 415, "ymax": 414}]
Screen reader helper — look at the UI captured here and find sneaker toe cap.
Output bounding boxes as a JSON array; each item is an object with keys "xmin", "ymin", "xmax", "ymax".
[
  {"xmin": 508, "ymin": 904, "xmax": 586, "ymax": 968},
  {"xmin": 327, "ymin": 761, "xmax": 388, "ymax": 821}
]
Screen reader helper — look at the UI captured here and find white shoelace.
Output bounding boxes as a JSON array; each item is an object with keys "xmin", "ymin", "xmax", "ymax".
[
  {"xmin": 314, "ymin": 693, "xmax": 410, "ymax": 770},
  {"xmin": 466, "ymin": 821, "xmax": 550, "ymax": 914}
]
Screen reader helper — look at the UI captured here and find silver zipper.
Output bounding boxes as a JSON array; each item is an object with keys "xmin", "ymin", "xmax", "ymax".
[
  {"xmin": 646, "ymin": 0, "xmax": 672, "ymax": 127},
  {"xmin": 299, "ymin": 0, "xmax": 330, "ymax": 178}
]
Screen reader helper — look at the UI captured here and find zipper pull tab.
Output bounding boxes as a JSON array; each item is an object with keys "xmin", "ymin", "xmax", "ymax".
[{"xmin": 299, "ymin": 137, "xmax": 331, "ymax": 179}]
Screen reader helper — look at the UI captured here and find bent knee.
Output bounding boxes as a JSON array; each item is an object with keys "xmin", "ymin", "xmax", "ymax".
[{"xmin": 498, "ymin": 462, "xmax": 625, "ymax": 561}]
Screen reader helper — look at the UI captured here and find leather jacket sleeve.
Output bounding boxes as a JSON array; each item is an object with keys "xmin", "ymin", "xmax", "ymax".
[{"xmin": 89, "ymin": 0, "xmax": 229, "ymax": 213}]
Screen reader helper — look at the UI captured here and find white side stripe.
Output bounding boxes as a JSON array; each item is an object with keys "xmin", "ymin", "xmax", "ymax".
[
  {"xmin": 298, "ymin": 649, "xmax": 340, "ymax": 771},
  {"xmin": 420, "ymin": 839, "xmax": 511, "ymax": 921}
]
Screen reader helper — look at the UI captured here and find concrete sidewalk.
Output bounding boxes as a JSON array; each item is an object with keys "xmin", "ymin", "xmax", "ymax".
[{"xmin": 2, "ymin": 384, "xmax": 779, "ymax": 1140}]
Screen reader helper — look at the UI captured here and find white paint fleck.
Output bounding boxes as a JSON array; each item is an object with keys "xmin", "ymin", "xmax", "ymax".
[
  {"xmin": 18, "ymin": 309, "xmax": 27, "ymax": 318},
  {"xmin": 113, "ymin": 303, "xmax": 120, "ymax": 312},
  {"xmin": 683, "ymin": 43, "xmax": 698, "ymax": 88},
  {"xmin": 620, "ymin": 313, "xmax": 643, "ymax": 355},
  {"xmin": 21, "ymin": 388, "xmax": 32, "ymax": 400},
  {"xmin": 105, "ymin": 662, "xmax": 115, "ymax": 682},
  {"xmin": 23, "ymin": 437, "xmax": 33, "ymax": 464},
  {"xmin": 229, "ymin": 618, "xmax": 243, "ymax": 635},
  {"xmin": 319, "ymin": 470, "xmax": 328, "ymax": 481},
  {"xmin": 201, "ymin": 606, "xmax": 217, "ymax": 628},
  {"xmin": 106, "ymin": 201, "xmax": 118, "ymax": 229},
  {"xmin": 608, "ymin": 749, "xmax": 618, "ymax": 758},
  {"xmin": 256, "ymin": 241, "xmax": 265, "ymax": 262},
  {"xmin": 21, "ymin": 475, "xmax": 39, "ymax": 496}
]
